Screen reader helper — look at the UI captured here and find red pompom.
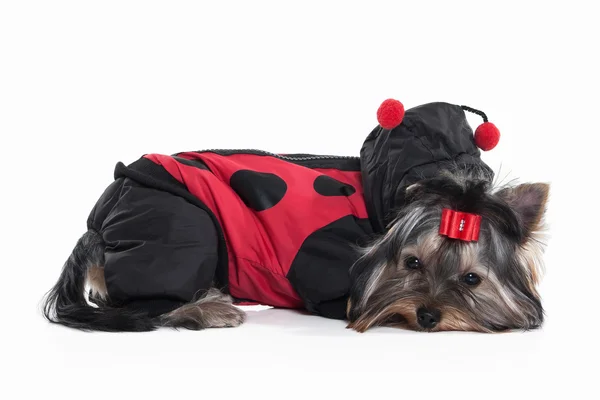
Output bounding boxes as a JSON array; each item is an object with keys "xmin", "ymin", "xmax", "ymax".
[
  {"xmin": 377, "ymin": 98, "xmax": 405, "ymax": 130},
  {"xmin": 474, "ymin": 122, "xmax": 500, "ymax": 151}
]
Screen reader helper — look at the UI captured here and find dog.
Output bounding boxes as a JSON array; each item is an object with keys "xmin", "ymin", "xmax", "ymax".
[{"xmin": 41, "ymin": 100, "xmax": 550, "ymax": 333}]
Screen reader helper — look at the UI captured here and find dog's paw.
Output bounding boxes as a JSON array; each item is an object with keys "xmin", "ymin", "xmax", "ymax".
[
  {"xmin": 161, "ymin": 292, "xmax": 246, "ymax": 330},
  {"xmin": 205, "ymin": 304, "xmax": 246, "ymax": 328}
]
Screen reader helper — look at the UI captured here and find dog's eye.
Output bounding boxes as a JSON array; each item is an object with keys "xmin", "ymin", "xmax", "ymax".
[
  {"xmin": 405, "ymin": 256, "xmax": 422, "ymax": 270},
  {"xmin": 462, "ymin": 273, "xmax": 481, "ymax": 286}
]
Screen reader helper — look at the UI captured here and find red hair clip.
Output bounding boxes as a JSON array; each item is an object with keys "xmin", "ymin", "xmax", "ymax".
[{"xmin": 439, "ymin": 209, "xmax": 482, "ymax": 242}]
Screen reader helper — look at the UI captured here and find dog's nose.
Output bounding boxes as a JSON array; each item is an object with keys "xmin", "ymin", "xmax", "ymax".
[{"xmin": 417, "ymin": 307, "xmax": 441, "ymax": 329}]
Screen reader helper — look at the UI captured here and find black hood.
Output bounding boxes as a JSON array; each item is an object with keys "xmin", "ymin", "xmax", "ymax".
[{"xmin": 359, "ymin": 102, "xmax": 494, "ymax": 233}]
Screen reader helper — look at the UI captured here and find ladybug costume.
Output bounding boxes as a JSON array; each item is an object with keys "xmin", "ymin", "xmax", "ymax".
[{"xmin": 86, "ymin": 100, "xmax": 499, "ymax": 320}]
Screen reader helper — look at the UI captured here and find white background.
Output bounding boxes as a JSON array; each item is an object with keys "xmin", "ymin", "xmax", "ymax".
[{"xmin": 1, "ymin": 1, "xmax": 598, "ymax": 399}]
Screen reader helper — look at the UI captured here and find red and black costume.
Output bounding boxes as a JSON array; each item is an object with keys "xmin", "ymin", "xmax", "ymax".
[{"xmin": 86, "ymin": 101, "xmax": 499, "ymax": 320}]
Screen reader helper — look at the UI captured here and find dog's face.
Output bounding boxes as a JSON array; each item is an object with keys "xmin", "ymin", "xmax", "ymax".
[{"xmin": 347, "ymin": 170, "xmax": 549, "ymax": 333}]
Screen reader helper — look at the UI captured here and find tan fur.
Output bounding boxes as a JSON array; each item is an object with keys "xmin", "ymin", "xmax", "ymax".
[
  {"xmin": 161, "ymin": 288, "xmax": 246, "ymax": 329},
  {"xmin": 437, "ymin": 307, "xmax": 492, "ymax": 333},
  {"xmin": 349, "ymin": 300, "xmax": 494, "ymax": 333},
  {"xmin": 398, "ymin": 232, "xmax": 441, "ymax": 267},
  {"xmin": 415, "ymin": 232, "xmax": 443, "ymax": 264},
  {"xmin": 348, "ymin": 300, "xmax": 419, "ymax": 333},
  {"xmin": 86, "ymin": 265, "xmax": 107, "ymax": 299},
  {"xmin": 518, "ymin": 229, "xmax": 548, "ymax": 294}
]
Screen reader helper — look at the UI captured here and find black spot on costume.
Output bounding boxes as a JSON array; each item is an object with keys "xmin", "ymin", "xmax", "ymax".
[
  {"xmin": 230, "ymin": 170, "xmax": 287, "ymax": 211},
  {"xmin": 314, "ymin": 175, "xmax": 356, "ymax": 197}
]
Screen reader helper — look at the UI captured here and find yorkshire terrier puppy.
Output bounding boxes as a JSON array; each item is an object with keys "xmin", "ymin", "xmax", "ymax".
[
  {"xmin": 41, "ymin": 99, "xmax": 549, "ymax": 333},
  {"xmin": 346, "ymin": 168, "xmax": 549, "ymax": 332}
]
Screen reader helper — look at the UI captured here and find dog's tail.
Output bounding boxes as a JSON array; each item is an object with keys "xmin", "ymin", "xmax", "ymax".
[{"xmin": 41, "ymin": 230, "xmax": 157, "ymax": 332}]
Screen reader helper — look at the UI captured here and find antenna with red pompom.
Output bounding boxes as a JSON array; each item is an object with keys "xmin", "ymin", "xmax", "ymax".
[
  {"xmin": 461, "ymin": 105, "xmax": 500, "ymax": 151},
  {"xmin": 375, "ymin": 98, "xmax": 501, "ymax": 151},
  {"xmin": 376, "ymin": 98, "xmax": 405, "ymax": 130}
]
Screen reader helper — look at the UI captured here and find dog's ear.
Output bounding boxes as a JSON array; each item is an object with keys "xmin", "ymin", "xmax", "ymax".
[{"xmin": 497, "ymin": 183, "xmax": 550, "ymax": 236}]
